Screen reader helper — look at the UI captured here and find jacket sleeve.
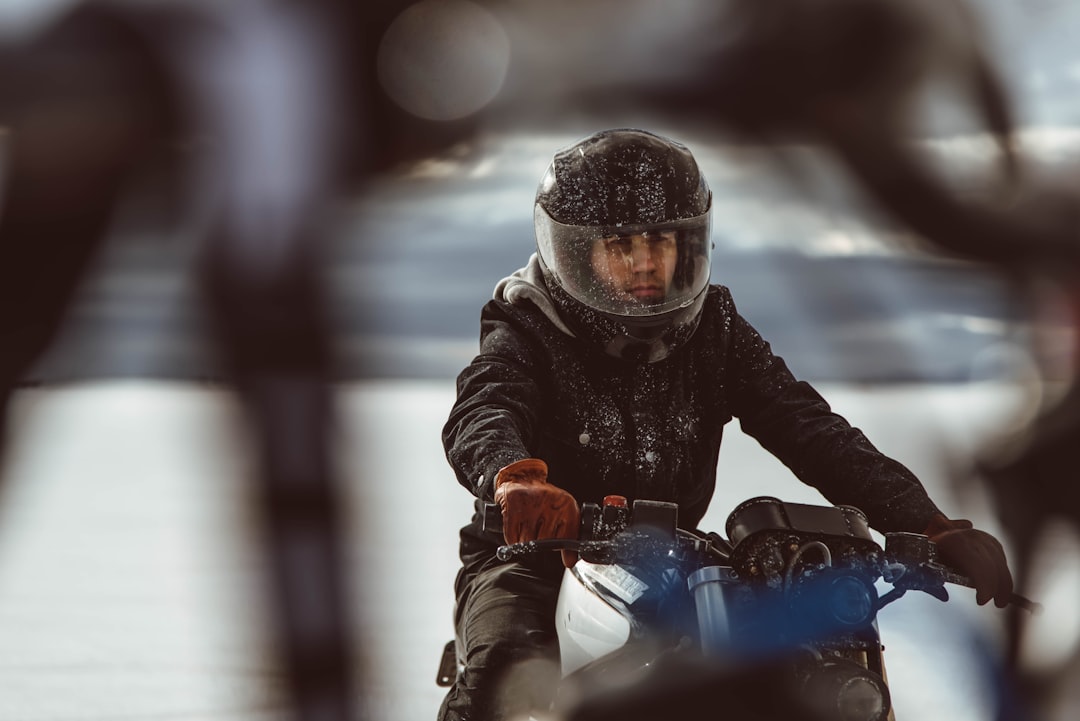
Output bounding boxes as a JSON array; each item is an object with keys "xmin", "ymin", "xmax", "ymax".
[
  {"xmin": 442, "ymin": 301, "xmax": 544, "ymax": 501},
  {"xmin": 722, "ymin": 291, "xmax": 942, "ymax": 533}
]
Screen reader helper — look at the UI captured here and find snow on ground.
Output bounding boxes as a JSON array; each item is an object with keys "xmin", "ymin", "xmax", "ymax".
[{"xmin": 0, "ymin": 380, "xmax": 1075, "ymax": 720}]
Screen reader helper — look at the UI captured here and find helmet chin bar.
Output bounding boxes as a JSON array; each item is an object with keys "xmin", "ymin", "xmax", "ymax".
[
  {"xmin": 544, "ymin": 270, "xmax": 707, "ymax": 363},
  {"xmin": 598, "ymin": 300, "xmax": 707, "ymax": 363}
]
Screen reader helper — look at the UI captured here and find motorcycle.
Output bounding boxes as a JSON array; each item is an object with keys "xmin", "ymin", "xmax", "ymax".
[{"xmin": 438, "ymin": 495, "xmax": 1039, "ymax": 721}]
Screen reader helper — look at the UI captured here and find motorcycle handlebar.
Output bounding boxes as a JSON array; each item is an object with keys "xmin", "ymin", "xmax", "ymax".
[
  {"xmin": 495, "ymin": 538, "xmax": 605, "ymax": 562},
  {"xmin": 484, "ymin": 501, "xmax": 1042, "ymax": 613}
]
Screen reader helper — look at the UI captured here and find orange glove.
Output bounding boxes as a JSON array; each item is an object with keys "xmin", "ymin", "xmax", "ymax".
[
  {"xmin": 494, "ymin": 458, "xmax": 580, "ymax": 568},
  {"xmin": 924, "ymin": 513, "xmax": 1014, "ymax": 607}
]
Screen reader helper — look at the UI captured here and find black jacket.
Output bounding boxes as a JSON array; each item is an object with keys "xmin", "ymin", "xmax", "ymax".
[{"xmin": 444, "ymin": 284, "xmax": 941, "ymax": 558}]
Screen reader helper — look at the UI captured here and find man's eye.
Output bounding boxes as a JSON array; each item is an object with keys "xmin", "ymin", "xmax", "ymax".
[{"xmin": 604, "ymin": 238, "xmax": 632, "ymax": 251}]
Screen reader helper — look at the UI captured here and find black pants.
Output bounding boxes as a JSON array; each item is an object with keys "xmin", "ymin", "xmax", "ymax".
[{"xmin": 438, "ymin": 545, "xmax": 565, "ymax": 721}]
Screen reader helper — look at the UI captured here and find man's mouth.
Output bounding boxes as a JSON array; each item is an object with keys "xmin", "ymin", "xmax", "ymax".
[{"xmin": 630, "ymin": 285, "xmax": 663, "ymax": 300}]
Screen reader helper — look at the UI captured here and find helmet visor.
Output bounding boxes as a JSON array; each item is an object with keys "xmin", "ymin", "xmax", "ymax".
[{"xmin": 535, "ymin": 204, "xmax": 712, "ymax": 317}]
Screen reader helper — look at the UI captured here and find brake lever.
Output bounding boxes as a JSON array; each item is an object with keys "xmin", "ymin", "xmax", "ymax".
[{"xmin": 939, "ymin": 568, "xmax": 1043, "ymax": 615}]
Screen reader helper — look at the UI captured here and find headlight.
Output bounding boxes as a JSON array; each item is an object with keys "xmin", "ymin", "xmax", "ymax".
[
  {"xmin": 791, "ymin": 569, "xmax": 878, "ymax": 634},
  {"xmin": 836, "ymin": 674, "xmax": 888, "ymax": 721},
  {"xmin": 824, "ymin": 573, "xmax": 876, "ymax": 629},
  {"xmin": 803, "ymin": 659, "xmax": 891, "ymax": 721}
]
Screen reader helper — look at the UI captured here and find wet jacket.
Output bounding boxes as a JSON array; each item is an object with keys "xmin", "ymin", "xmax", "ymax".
[{"xmin": 443, "ymin": 280, "xmax": 942, "ymax": 560}]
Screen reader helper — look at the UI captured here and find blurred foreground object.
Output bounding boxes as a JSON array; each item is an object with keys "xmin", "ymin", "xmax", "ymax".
[
  {"xmin": 0, "ymin": 1, "xmax": 361, "ymax": 718},
  {"xmin": 565, "ymin": 655, "xmax": 831, "ymax": 721}
]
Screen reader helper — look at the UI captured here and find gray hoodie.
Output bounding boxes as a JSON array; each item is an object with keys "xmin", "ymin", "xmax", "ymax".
[{"xmin": 492, "ymin": 253, "xmax": 576, "ymax": 338}]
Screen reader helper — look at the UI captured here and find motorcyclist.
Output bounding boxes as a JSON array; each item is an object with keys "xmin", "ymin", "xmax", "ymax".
[{"xmin": 438, "ymin": 128, "xmax": 1014, "ymax": 721}]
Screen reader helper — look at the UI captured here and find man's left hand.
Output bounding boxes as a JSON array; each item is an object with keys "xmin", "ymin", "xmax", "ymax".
[{"xmin": 924, "ymin": 513, "xmax": 1014, "ymax": 607}]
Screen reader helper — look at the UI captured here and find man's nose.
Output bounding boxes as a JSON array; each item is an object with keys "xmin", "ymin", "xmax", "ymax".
[{"xmin": 630, "ymin": 236, "xmax": 655, "ymax": 271}]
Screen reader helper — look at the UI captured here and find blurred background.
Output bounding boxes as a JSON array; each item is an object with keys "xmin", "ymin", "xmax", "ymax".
[
  {"xmin": 0, "ymin": 0, "xmax": 1079, "ymax": 720},
  {"xmin": 15, "ymin": 0, "xmax": 1080, "ymax": 386}
]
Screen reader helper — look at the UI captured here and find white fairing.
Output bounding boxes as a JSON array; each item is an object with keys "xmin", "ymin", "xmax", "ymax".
[{"xmin": 554, "ymin": 564, "xmax": 633, "ymax": 677}]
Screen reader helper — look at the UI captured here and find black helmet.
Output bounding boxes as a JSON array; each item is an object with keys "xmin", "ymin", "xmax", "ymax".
[{"xmin": 534, "ymin": 129, "xmax": 712, "ymax": 362}]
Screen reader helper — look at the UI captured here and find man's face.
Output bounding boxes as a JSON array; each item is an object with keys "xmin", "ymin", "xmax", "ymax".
[{"xmin": 590, "ymin": 231, "xmax": 678, "ymax": 305}]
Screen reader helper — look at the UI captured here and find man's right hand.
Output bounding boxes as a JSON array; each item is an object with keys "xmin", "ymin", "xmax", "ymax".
[{"xmin": 494, "ymin": 458, "xmax": 580, "ymax": 567}]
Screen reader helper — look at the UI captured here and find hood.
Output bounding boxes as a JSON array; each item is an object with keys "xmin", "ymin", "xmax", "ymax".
[{"xmin": 493, "ymin": 253, "xmax": 577, "ymax": 338}]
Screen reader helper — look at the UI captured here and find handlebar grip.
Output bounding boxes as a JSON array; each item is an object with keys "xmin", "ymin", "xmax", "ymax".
[{"xmin": 496, "ymin": 538, "xmax": 586, "ymax": 562}]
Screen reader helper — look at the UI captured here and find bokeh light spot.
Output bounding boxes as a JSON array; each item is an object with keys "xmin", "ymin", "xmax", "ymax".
[{"xmin": 377, "ymin": 0, "xmax": 510, "ymax": 122}]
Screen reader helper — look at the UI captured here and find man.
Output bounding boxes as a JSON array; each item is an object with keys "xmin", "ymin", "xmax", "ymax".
[{"xmin": 439, "ymin": 128, "xmax": 1014, "ymax": 721}]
